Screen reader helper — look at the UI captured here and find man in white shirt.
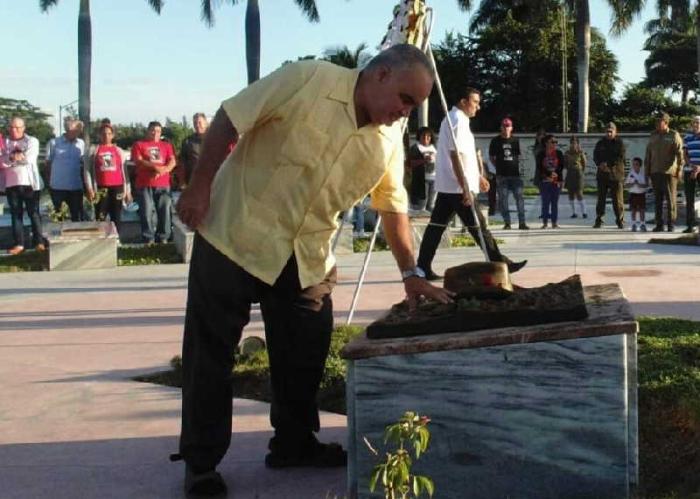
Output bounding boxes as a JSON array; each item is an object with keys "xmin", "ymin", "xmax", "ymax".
[
  {"xmin": 0, "ymin": 117, "xmax": 45, "ymax": 254},
  {"xmin": 416, "ymin": 88, "xmax": 526, "ymax": 280}
]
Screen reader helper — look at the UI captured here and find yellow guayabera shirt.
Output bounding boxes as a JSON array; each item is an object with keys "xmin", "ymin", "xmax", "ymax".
[{"xmin": 199, "ymin": 60, "xmax": 408, "ymax": 289}]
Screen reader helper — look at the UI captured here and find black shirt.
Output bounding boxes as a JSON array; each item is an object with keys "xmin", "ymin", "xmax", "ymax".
[{"xmin": 489, "ymin": 135, "xmax": 521, "ymax": 177}]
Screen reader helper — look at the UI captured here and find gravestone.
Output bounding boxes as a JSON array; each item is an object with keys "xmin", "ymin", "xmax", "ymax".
[
  {"xmin": 47, "ymin": 221, "xmax": 118, "ymax": 270},
  {"xmin": 342, "ymin": 283, "xmax": 638, "ymax": 499}
]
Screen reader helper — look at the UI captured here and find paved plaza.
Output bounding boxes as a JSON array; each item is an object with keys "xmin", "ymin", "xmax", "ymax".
[{"xmin": 1, "ymin": 198, "xmax": 698, "ymax": 498}]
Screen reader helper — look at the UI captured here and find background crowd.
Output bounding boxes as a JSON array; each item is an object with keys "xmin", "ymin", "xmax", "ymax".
[{"xmin": 1, "ymin": 106, "xmax": 699, "ymax": 257}]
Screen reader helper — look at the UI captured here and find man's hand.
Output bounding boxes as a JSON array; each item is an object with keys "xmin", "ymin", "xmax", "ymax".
[
  {"xmin": 86, "ymin": 188, "xmax": 95, "ymax": 202},
  {"xmin": 692, "ymin": 166, "xmax": 700, "ymax": 179},
  {"xmin": 124, "ymin": 191, "xmax": 133, "ymax": 205},
  {"xmin": 176, "ymin": 176, "xmax": 211, "ymax": 229},
  {"xmin": 478, "ymin": 175, "xmax": 490, "ymax": 193},
  {"xmin": 461, "ymin": 190, "xmax": 474, "ymax": 206},
  {"xmin": 403, "ymin": 277, "xmax": 454, "ymax": 312}
]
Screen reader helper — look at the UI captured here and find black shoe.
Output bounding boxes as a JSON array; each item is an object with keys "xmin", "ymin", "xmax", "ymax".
[
  {"xmin": 652, "ymin": 225, "xmax": 664, "ymax": 232},
  {"xmin": 683, "ymin": 226, "xmax": 696, "ymax": 234},
  {"xmin": 424, "ymin": 270, "xmax": 442, "ymax": 281},
  {"xmin": 518, "ymin": 223, "xmax": 530, "ymax": 230},
  {"xmin": 184, "ymin": 466, "xmax": 227, "ymax": 498},
  {"xmin": 503, "ymin": 223, "xmax": 512, "ymax": 230},
  {"xmin": 265, "ymin": 435, "xmax": 347, "ymax": 469},
  {"xmin": 617, "ymin": 222, "xmax": 624, "ymax": 229},
  {"xmin": 571, "ymin": 213, "xmax": 578, "ymax": 218},
  {"xmin": 505, "ymin": 259, "xmax": 527, "ymax": 274},
  {"xmin": 582, "ymin": 213, "xmax": 588, "ymax": 218},
  {"xmin": 667, "ymin": 225, "xmax": 675, "ymax": 232},
  {"xmin": 593, "ymin": 220, "xmax": 603, "ymax": 228}
]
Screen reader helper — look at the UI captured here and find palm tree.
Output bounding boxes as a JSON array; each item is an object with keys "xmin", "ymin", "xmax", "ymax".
[
  {"xmin": 322, "ymin": 43, "xmax": 370, "ymax": 69},
  {"xmin": 200, "ymin": 1, "xmax": 319, "ymax": 84},
  {"xmin": 470, "ymin": 0, "xmax": 646, "ymax": 133},
  {"xmin": 39, "ymin": 0, "xmax": 163, "ymax": 143},
  {"xmin": 643, "ymin": 5, "xmax": 697, "ymax": 102}
]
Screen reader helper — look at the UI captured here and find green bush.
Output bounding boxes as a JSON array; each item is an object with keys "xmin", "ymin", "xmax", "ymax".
[{"xmin": 117, "ymin": 243, "xmax": 181, "ymax": 265}]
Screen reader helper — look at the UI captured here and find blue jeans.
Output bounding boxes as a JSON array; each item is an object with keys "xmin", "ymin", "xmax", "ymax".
[
  {"xmin": 540, "ymin": 182, "xmax": 561, "ymax": 224},
  {"xmin": 6, "ymin": 185, "xmax": 43, "ymax": 247},
  {"xmin": 496, "ymin": 176, "xmax": 525, "ymax": 224},
  {"xmin": 136, "ymin": 187, "xmax": 172, "ymax": 243}
]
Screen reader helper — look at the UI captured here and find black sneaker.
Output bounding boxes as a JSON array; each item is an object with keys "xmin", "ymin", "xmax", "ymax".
[
  {"xmin": 593, "ymin": 220, "xmax": 603, "ymax": 228},
  {"xmin": 503, "ymin": 223, "xmax": 512, "ymax": 230},
  {"xmin": 617, "ymin": 221, "xmax": 624, "ymax": 229},
  {"xmin": 582, "ymin": 213, "xmax": 588, "ymax": 218},
  {"xmin": 667, "ymin": 225, "xmax": 675, "ymax": 232},
  {"xmin": 424, "ymin": 270, "xmax": 443, "ymax": 281},
  {"xmin": 184, "ymin": 466, "xmax": 227, "ymax": 498},
  {"xmin": 518, "ymin": 223, "xmax": 530, "ymax": 230},
  {"xmin": 683, "ymin": 226, "xmax": 696, "ymax": 234},
  {"xmin": 652, "ymin": 225, "xmax": 664, "ymax": 232},
  {"xmin": 265, "ymin": 435, "xmax": 347, "ymax": 469},
  {"xmin": 505, "ymin": 259, "xmax": 527, "ymax": 273},
  {"xmin": 571, "ymin": 213, "xmax": 578, "ymax": 218}
]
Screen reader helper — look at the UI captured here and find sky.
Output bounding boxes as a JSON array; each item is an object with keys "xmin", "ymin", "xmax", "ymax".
[{"xmin": 1, "ymin": 0, "xmax": 657, "ymax": 131}]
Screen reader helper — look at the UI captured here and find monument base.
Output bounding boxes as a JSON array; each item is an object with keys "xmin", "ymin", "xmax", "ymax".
[
  {"xmin": 47, "ymin": 221, "xmax": 118, "ymax": 271},
  {"xmin": 342, "ymin": 284, "xmax": 638, "ymax": 499}
]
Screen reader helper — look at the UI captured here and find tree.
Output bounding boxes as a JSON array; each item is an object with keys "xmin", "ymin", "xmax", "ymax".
[
  {"xmin": 470, "ymin": 0, "xmax": 645, "ymax": 133},
  {"xmin": 39, "ymin": 0, "xmax": 163, "ymax": 147},
  {"xmin": 642, "ymin": 3, "xmax": 698, "ymax": 103},
  {"xmin": 322, "ymin": 43, "xmax": 371, "ymax": 69},
  {"xmin": 199, "ymin": 1, "xmax": 319, "ymax": 84},
  {"xmin": 607, "ymin": 82, "xmax": 700, "ymax": 131},
  {"xmin": 0, "ymin": 97, "xmax": 55, "ymax": 145},
  {"xmin": 429, "ymin": 4, "xmax": 618, "ymax": 133}
]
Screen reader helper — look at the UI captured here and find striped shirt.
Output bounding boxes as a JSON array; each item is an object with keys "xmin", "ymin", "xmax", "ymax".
[{"xmin": 683, "ymin": 133, "xmax": 700, "ymax": 171}]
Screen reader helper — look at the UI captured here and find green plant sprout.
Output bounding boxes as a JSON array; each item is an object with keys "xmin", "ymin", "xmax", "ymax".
[{"xmin": 366, "ymin": 411, "xmax": 435, "ymax": 499}]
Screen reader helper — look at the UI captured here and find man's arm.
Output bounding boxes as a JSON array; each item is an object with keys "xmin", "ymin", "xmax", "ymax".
[
  {"xmin": 674, "ymin": 133, "xmax": 684, "ymax": 176},
  {"xmin": 380, "ymin": 210, "xmax": 453, "ymax": 310},
  {"xmin": 176, "ymin": 106, "xmax": 238, "ymax": 229},
  {"xmin": 644, "ymin": 140, "xmax": 652, "ymax": 178}
]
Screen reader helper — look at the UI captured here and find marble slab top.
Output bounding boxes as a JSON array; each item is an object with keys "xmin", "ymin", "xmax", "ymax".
[
  {"xmin": 47, "ymin": 221, "xmax": 118, "ymax": 241},
  {"xmin": 341, "ymin": 284, "xmax": 637, "ymax": 360}
]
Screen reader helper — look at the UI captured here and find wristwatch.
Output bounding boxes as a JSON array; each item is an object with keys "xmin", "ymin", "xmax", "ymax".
[{"xmin": 401, "ymin": 267, "xmax": 426, "ymax": 281}]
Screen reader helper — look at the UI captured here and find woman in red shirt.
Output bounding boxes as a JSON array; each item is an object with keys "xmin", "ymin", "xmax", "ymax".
[
  {"xmin": 84, "ymin": 124, "xmax": 132, "ymax": 233},
  {"xmin": 535, "ymin": 134, "xmax": 565, "ymax": 229}
]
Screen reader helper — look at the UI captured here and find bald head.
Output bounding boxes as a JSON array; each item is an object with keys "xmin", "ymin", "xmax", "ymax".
[
  {"xmin": 364, "ymin": 44, "xmax": 433, "ymax": 76},
  {"xmin": 355, "ymin": 44, "xmax": 434, "ymax": 127},
  {"xmin": 8, "ymin": 117, "xmax": 26, "ymax": 140}
]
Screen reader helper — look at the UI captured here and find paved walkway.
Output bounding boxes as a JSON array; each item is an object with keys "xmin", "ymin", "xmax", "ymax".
[{"xmin": 1, "ymin": 196, "xmax": 698, "ymax": 498}]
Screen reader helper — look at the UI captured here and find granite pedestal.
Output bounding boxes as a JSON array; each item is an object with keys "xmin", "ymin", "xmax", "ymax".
[
  {"xmin": 172, "ymin": 215, "xmax": 194, "ymax": 263},
  {"xmin": 342, "ymin": 284, "xmax": 638, "ymax": 499},
  {"xmin": 47, "ymin": 221, "xmax": 118, "ymax": 271}
]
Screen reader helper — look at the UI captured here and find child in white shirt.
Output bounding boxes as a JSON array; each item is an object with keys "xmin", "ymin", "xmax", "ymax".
[{"xmin": 624, "ymin": 157, "xmax": 648, "ymax": 231}]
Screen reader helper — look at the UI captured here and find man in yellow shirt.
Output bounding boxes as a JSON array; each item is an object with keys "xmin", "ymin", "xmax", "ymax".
[{"xmin": 174, "ymin": 44, "xmax": 452, "ymax": 496}]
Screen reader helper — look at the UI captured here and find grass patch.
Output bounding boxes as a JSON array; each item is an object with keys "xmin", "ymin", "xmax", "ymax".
[
  {"xmin": 138, "ymin": 316, "xmax": 700, "ymax": 497},
  {"xmin": 117, "ymin": 243, "xmax": 181, "ymax": 265},
  {"xmin": 352, "ymin": 237, "xmax": 390, "ymax": 253},
  {"xmin": 522, "ymin": 186, "xmax": 597, "ymax": 197},
  {"xmin": 0, "ymin": 250, "xmax": 47, "ymax": 272},
  {"xmin": 637, "ymin": 317, "xmax": 700, "ymax": 498},
  {"xmin": 648, "ymin": 235, "xmax": 699, "ymax": 247},
  {"xmin": 135, "ymin": 324, "xmax": 364, "ymax": 415},
  {"xmin": 0, "ymin": 242, "xmax": 182, "ymax": 272}
]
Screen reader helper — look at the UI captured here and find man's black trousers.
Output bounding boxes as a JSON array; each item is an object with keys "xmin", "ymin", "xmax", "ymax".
[
  {"xmin": 417, "ymin": 192, "xmax": 503, "ymax": 273},
  {"xmin": 179, "ymin": 233, "xmax": 336, "ymax": 471}
]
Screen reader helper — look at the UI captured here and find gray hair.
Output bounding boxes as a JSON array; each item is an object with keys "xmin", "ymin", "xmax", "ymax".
[
  {"xmin": 364, "ymin": 44, "xmax": 433, "ymax": 77},
  {"xmin": 64, "ymin": 118, "xmax": 84, "ymax": 132}
]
